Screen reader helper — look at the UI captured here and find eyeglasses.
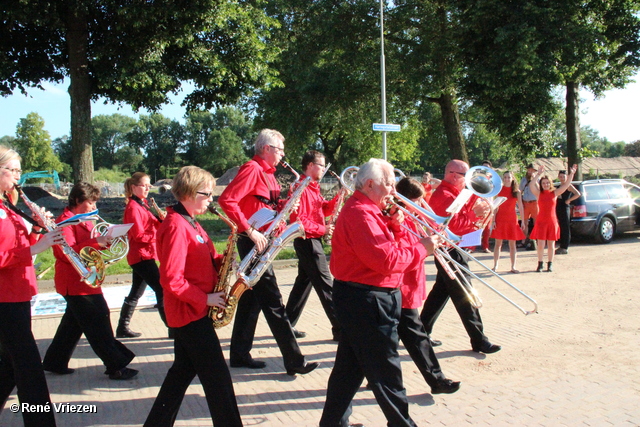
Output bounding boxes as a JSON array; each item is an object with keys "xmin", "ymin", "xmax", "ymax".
[
  {"xmin": 312, "ymin": 162, "xmax": 326, "ymax": 168},
  {"xmin": 136, "ymin": 184, "xmax": 152, "ymax": 189},
  {"xmin": 197, "ymin": 191, "xmax": 213, "ymax": 198},
  {"xmin": 1, "ymin": 166, "xmax": 22, "ymax": 175},
  {"xmin": 268, "ymin": 145, "xmax": 285, "ymax": 154},
  {"xmin": 449, "ymin": 171, "xmax": 465, "ymax": 176}
]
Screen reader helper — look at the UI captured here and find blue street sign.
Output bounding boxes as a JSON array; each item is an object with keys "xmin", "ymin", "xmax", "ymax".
[{"xmin": 372, "ymin": 123, "xmax": 401, "ymax": 132}]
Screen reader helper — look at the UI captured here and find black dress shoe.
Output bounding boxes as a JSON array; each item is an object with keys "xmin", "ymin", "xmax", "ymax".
[
  {"xmin": 230, "ymin": 355, "xmax": 267, "ymax": 369},
  {"xmin": 44, "ymin": 366, "xmax": 75, "ymax": 375},
  {"xmin": 292, "ymin": 328, "xmax": 307, "ymax": 338},
  {"xmin": 286, "ymin": 361, "xmax": 319, "ymax": 376},
  {"xmin": 429, "ymin": 337, "xmax": 442, "ymax": 347},
  {"xmin": 108, "ymin": 367, "xmax": 139, "ymax": 380},
  {"xmin": 431, "ymin": 378, "xmax": 461, "ymax": 394},
  {"xmin": 472, "ymin": 342, "xmax": 502, "ymax": 354}
]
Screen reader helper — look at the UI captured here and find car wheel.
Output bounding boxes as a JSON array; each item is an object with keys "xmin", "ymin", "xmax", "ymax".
[{"xmin": 596, "ymin": 217, "xmax": 615, "ymax": 244}]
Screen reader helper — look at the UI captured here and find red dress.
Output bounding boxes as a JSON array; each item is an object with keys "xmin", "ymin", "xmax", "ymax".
[
  {"xmin": 491, "ymin": 187, "xmax": 525, "ymax": 241},
  {"xmin": 530, "ymin": 190, "xmax": 560, "ymax": 241}
]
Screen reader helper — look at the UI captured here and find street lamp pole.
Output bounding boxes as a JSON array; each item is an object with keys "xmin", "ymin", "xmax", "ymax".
[{"xmin": 379, "ymin": 0, "xmax": 388, "ymax": 160}]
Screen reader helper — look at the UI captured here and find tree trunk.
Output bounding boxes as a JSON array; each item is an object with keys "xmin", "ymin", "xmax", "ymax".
[
  {"xmin": 67, "ymin": 9, "xmax": 93, "ymax": 183},
  {"xmin": 566, "ymin": 81, "xmax": 582, "ymax": 180},
  {"xmin": 437, "ymin": 92, "xmax": 468, "ymax": 164}
]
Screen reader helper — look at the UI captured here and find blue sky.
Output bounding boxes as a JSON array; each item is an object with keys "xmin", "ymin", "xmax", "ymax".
[{"xmin": 1, "ymin": 74, "xmax": 639, "ymax": 144}]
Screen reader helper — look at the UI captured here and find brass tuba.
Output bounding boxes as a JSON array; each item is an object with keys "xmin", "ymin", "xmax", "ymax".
[
  {"xmin": 17, "ymin": 186, "xmax": 106, "ymax": 287},
  {"xmin": 206, "ymin": 205, "xmax": 247, "ymax": 329}
]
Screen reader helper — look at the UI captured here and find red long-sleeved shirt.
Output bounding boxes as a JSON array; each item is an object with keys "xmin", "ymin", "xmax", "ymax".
[
  {"xmin": 330, "ymin": 190, "xmax": 428, "ymax": 289},
  {"xmin": 53, "ymin": 207, "xmax": 103, "ymax": 296},
  {"xmin": 123, "ymin": 196, "xmax": 160, "ymax": 265},
  {"xmin": 429, "ymin": 180, "xmax": 480, "ymax": 236},
  {"xmin": 399, "ymin": 219, "xmax": 427, "ymax": 309},
  {"xmin": 289, "ymin": 176, "xmax": 338, "ymax": 239},
  {"xmin": 0, "ymin": 201, "xmax": 39, "ymax": 302},
  {"xmin": 157, "ymin": 206, "xmax": 223, "ymax": 328},
  {"xmin": 218, "ymin": 156, "xmax": 283, "ymax": 233}
]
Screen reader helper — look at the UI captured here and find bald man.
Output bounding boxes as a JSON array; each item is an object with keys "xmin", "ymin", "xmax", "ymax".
[{"xmin": 420, "ymin": 159, "xmax": 501, "ymax": 354}]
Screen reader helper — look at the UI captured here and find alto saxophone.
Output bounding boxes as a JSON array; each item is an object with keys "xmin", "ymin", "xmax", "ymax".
[
  {"xmin": 207, "ymin": 206, "xmax": 247, "ymax": 329},
  {"xmin": 149, "ymin": 197, "xmax": 167, "ymax": 221},
  {"xmin": 16, "ymin": 186, "xmax": 106, "ymax": 287}
]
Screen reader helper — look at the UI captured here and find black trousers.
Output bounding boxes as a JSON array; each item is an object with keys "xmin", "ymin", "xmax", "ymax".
[
  {"xmin": 285, "ymin": 238, "xmax": 340, "ymax": 335},
  {"xmin": 556, "ymin": 203, "xmax": 571, "ymax": 249},
  {"xmin": 230, "ymin": 234, "xmax": 305, "ymax": 370},
  {"xmin": 420, "ymin": 250, "xmax": 489, "ymax": 348},
  {"xmin": 127, "ymin": 259, "xmax": 167, "ymax": 325},
  {"xmin": 144, "ymin": 316, "xmax": 242, "ymax": 427},
  {"xmin": 0, "ymin": 302, "xmax": 56, "ymax": 427},
  {"xmin": 320, "ymin": 280, "xmax": 416, "ymax": 427},
  {"xmin": 43, "ymin": 294, "xmax": 134, "ymax": 374},
  {"xmin": 398, "ymin": 308, "xmax": 446, "ymax": 388}
]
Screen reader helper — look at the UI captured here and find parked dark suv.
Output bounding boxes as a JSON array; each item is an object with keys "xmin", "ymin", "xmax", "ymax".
[{"xmin": 569, "ymin": 179, "xmax": 640, "ymax": 243}]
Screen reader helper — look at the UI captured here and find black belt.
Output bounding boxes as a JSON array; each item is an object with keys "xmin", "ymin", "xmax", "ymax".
[{"xmin": 335, "ymin": 279, "xmax": 398, "ymax": 293}]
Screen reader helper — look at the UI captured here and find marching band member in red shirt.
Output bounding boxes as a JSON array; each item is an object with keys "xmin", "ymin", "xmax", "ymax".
[
  {"xmin": 284, "ymin": 150, "xmax": 341, "ymax": 341},
  {"xmin": 0, "ymin": 146, "xmax": 61, "ymax": 427},
  {"xmin": 144, "ymin": 166, "xmax": 242, "ymax": 427},
  {"xmin": 395, "ymin": 177, "xmax": 460, "ymax": 395},
  {"xmin": 218, "ymin": 129, "xmax": 318, "ymax": 375},
  {"xmin": 420, "ymin": 159, "xmax": 501, "ymax": 354},
  {"xmin": 43, "ymin": 182, "xmax": 138, "ymax": 380},
  {"xmin": 320, "ymin": 159, "xmax": 439, "ymax": 427},
  {"xmin": 115, "ymin": 172, "xmax": 167, "ymax": 338}
]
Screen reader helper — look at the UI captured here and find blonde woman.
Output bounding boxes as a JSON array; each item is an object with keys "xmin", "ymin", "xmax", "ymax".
[{"xmin": 491, "ymin": 171, "xmax": 525, "ymax": 273}]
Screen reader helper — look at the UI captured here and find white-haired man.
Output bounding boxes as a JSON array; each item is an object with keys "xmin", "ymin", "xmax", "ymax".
[{"xmin": 320, "ymin": 158, "xmax": 439, "ymax": 427}]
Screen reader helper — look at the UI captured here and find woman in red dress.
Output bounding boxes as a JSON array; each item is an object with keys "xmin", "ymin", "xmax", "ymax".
[
  {"xmin": 529, "ymin": 164, "xmax": 577, "ymax": 272},
  {"xmin": 491, "ymin": 171, "xmax": 525, "ymax": 273}
]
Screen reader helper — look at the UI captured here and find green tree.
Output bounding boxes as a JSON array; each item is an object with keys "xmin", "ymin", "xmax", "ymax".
[
  {"xmin": 201, "ymin": 128, "xmax": 249, "ymax": 176},
  {"xmin": 126, "ymin": 114, "xmax": 185, "ymax": 178},
  {"xmin": 458, "ymin": 0, "xmax": 640, "ymax": 179},
  {"xmin": 1, "ymin": 0, "xmax": 279, "ymax": 183},
  {"xmin": 0, "ymin": 135, "xmax": 15, "ymax": 147},
  {"xmin": 92, "ymin": 114, "xmax": 137, "ymax": 169},
  {"xmin": 13, "ymin": 112, "xmax": 63, "ymax": 173},
  {"xmin": 113, "ymin": 146, "xmax": 144, "ymax": 175},
  {"xmin": 624, "ymin": 140, "xmax": 640, "ymax": 157}
]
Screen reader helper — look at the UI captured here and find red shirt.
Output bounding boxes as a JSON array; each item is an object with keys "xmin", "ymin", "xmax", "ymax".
[
  {"xmin": 53, "ymin": 207, "xmax": 103, "ymax": 296},
  {"xmin": 157, "ymin": 206, "xmax": 223, "ymax": 328},
  {"xmin": 289, "ymin": 176, "xmax": 338, "ymax": 239},
  {"xmin": 218, "ymin": 156, "xmax": 282, "ymax": 233},
  {"xmin": 330, "ymin": 190, "xmax": 428, "ymax": 289},
  {"xmin": 0, "ymin": 201, "xmax": 39, "ymax": 302},
  {"xmin": 399, "ymin": 219, "xmax": 427, "ymax": 309},
  {"xmin": 429, "ymin": 180, "xmax": 480, "ymax": 236},
  {"xmin": 123, "ymin": 196, "xmax": 161, "ymax": 264}
]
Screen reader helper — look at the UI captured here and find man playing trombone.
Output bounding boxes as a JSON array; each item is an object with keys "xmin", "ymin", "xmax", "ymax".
[
  {"xmin": 420, "ymin": 159, "xmax": 502, "ymax": 354},
  {"xmin": 320, "ymin": 159, "xmax": 440, "ymax": 427}
]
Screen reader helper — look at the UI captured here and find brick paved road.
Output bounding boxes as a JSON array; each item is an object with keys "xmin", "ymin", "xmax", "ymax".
[{"xmin": 2, "ymin": 233, "xmax": 640, "ymax": 426}]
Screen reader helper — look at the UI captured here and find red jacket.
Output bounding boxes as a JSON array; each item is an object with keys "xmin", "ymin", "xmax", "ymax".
[
  {"xmin": 429, "ymin": 180, "xmax": 480, "ymax": 236},
  {"xmin": 289, "ymin": 176, "xmax": 338, "ymax": 239},
  {"xmin": 0, "ymin": 200, "xmax": 39, "ymax": 302},
  {"xmin": 399, "ymin": 219, "xmax": 427, "ymax": 309},
  {"xmin": 53, "ymin": 207, "xmax": 103, "ymax": 296},
  {"xmin": 330, "ymin": 191, "xmax": 427, "ymax": 289},
  {"xmin": 123, "ymin": 196, "xmax": 160, "ymax": 265},
  {"xmin": 158, "ymin": 206, "xmax": 223, "ymax": 328},
  {"xmin": 218, "ymin": 156, "xmax": 283, "ymax": 233}
]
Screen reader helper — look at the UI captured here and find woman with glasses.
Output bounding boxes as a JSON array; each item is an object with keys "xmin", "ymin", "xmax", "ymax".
[
  {"xmin": 0, "ymin": 146, "xmax": 62, "ymax": 426},
  {"xmin": 116, "ymin": 172, "xmax": 168, "ymax": 338},
  {"xmin": 144, "ymin": 166, "xmax": 242, "ymax": 427}
]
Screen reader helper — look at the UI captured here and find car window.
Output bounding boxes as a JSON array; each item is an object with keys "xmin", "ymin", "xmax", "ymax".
[
  {"xmin": 625, "ymin": 184, "xmax": 640, "ymax": 200},
  {"xmin": 583, "ymin": 184, "xmax": 608, "ymax": 201},
  {"xmin": 603, "ymin": 183, "xmax": 628, "ymax": 200}
]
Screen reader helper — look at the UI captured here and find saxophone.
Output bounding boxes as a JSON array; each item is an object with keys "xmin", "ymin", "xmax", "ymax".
[
  {"xmin": 323, "ymin": 171, "xmax": 352, "ymax": 245},
  {"xmin": 149, "ymin": 197, "xmax": 167, "ymax": 221},
  {"xmin": 17, "ymin": 186, "xmax": 106, "ymax": 287},
  {"xmin": 206, "ymin": 205, "xmax": 246, "ymax": 328},
  {"xmin": 236, "ymin": 162, "xmax": 330, "ymax": 287}
]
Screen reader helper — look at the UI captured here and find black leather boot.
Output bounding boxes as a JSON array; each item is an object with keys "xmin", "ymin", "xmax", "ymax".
[
  {"xmin": 547, "ymin": 262, "xmax": 553, "ymax": 272},
  {"xmin": 536, "ymin": 261, "xmax": 544, "ymax": 272},
  {"xmin": 116, "ymin": 298, "xmax": 141, "ymax": 338}
]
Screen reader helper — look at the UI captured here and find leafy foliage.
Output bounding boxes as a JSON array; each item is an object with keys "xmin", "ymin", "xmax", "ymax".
[{"xmin": 13, "ymin": 112, "xmax": 63, "ymax": 173}]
